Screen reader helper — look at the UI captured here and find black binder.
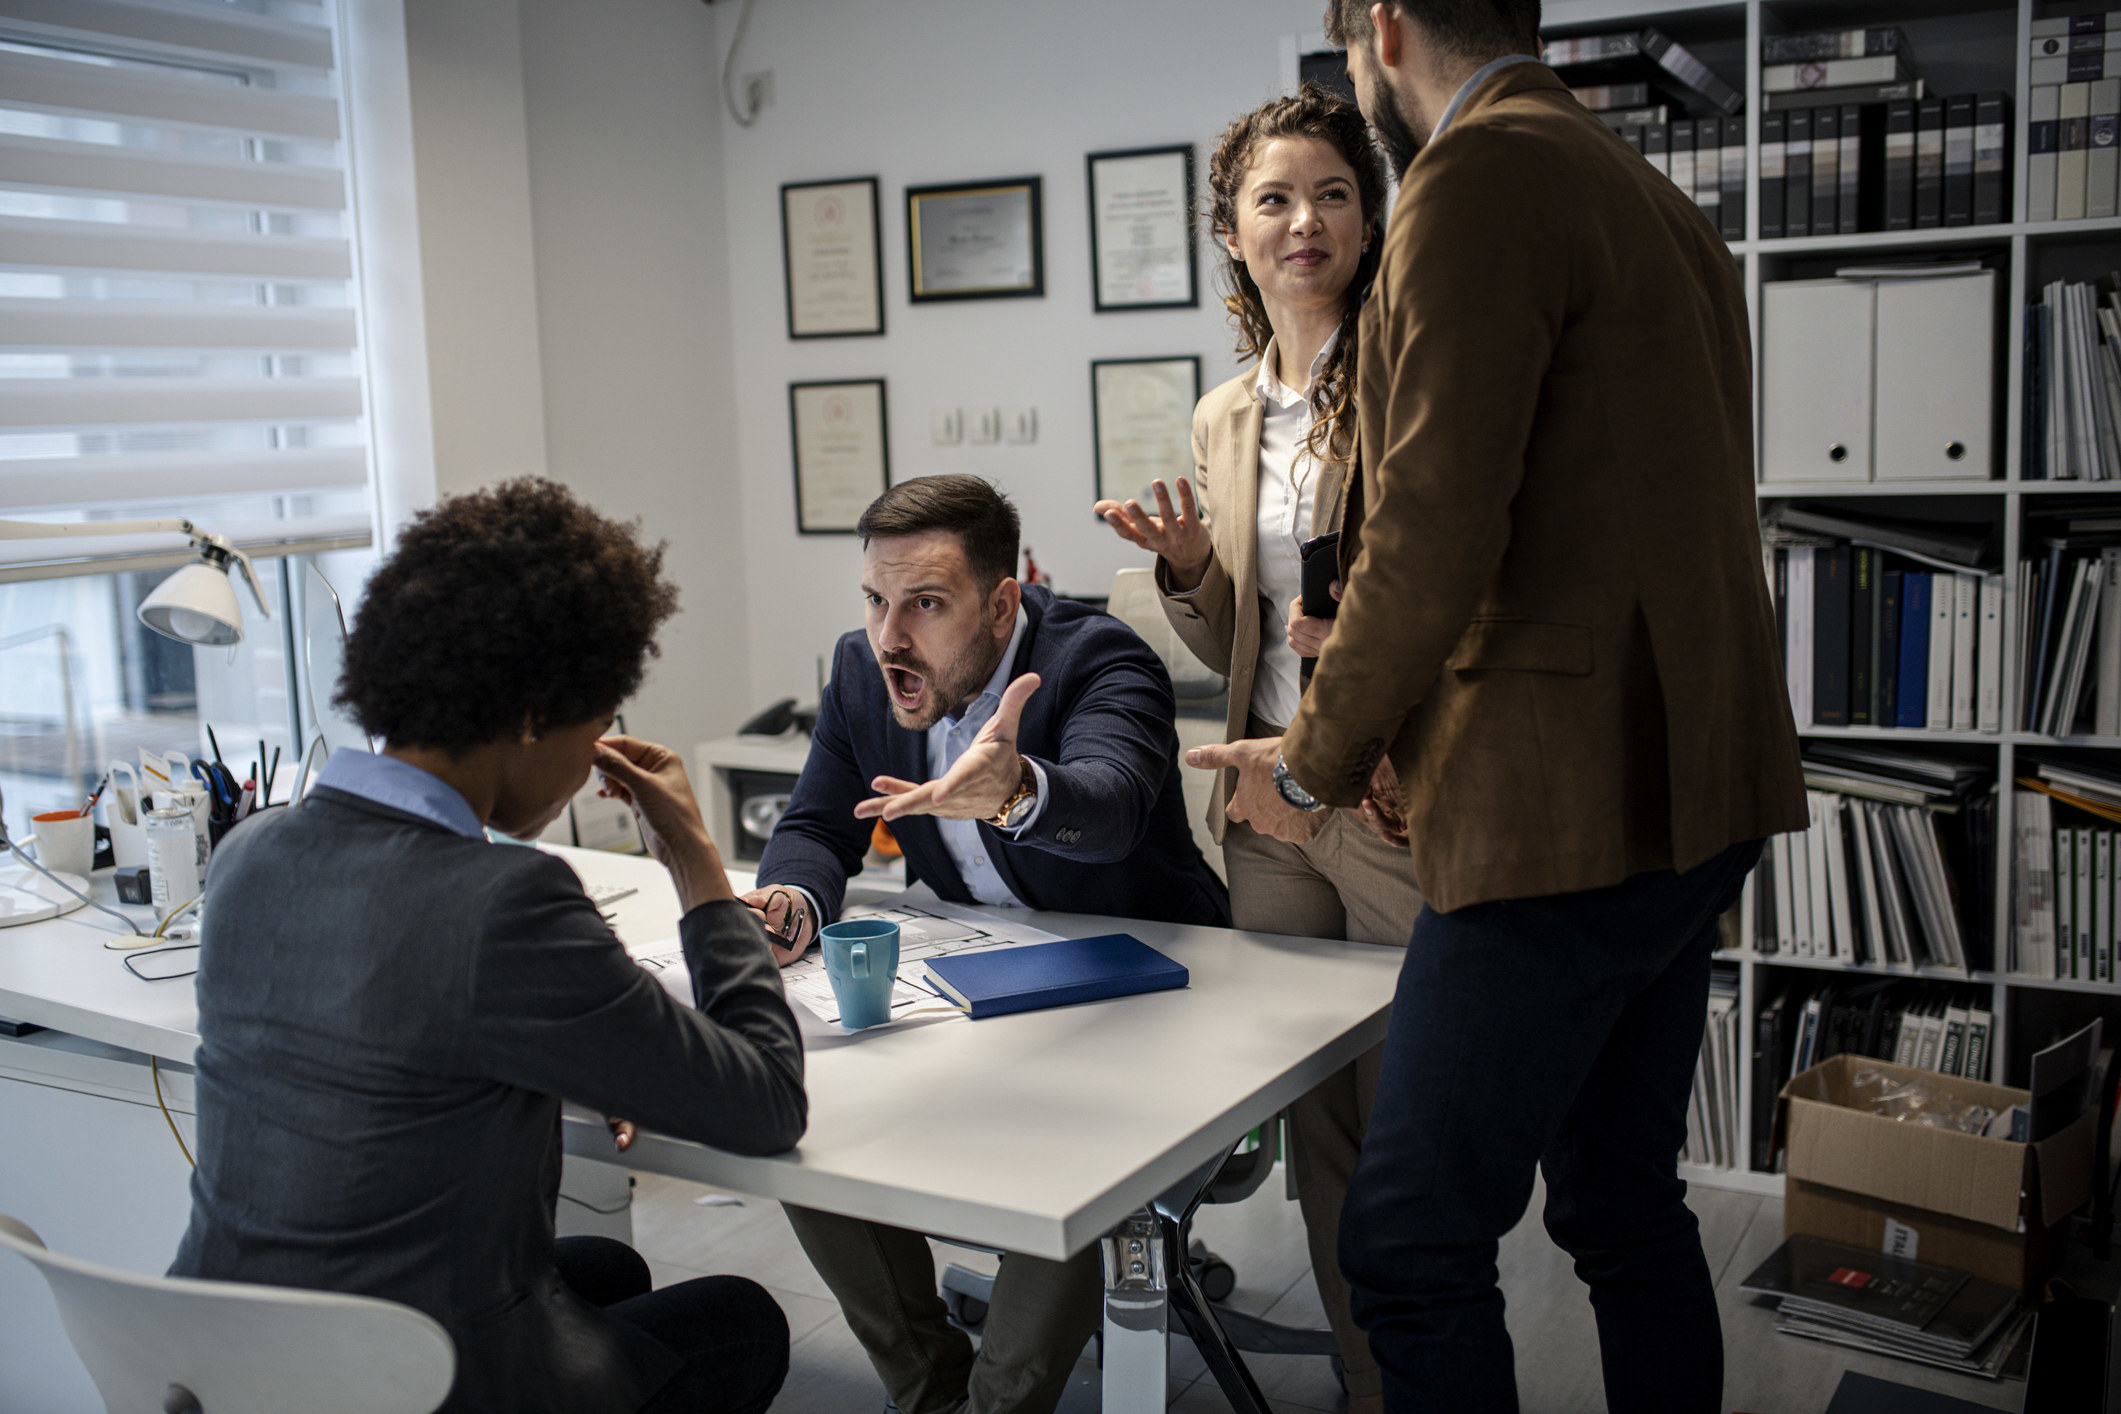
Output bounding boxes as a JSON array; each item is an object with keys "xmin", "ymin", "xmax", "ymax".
[
  {"xmin": 1761, "ymin": 110, "xmax": 1787, "ymax": 237},
  {"xmin": 1883, "ymin": 98, "xmax": 1916, "ymax": 229},
  {"xmin": 1972, "ymin": 91, "xmax": 2011, "ymax": 225},
  {"xmin": 1838, "ymin": 103, "xmax": 1862, "ymax": 233},
  {"xmin": 1720, "ymin": 115, "xmax": 1745, "ymax": 237},
  {"xmin": 1851, "ymin": 547, "xmax": 1875, "ymax": 725},
  {"xmin": 1944, "ymin": 93, "xmax": 1976, "ymax": 225},
  {"xmin": 1812, "ymin": 105, "xmax": 1840, "ymax": 235},
  {"xmin": 1915, "ymin": 95, "xmax": 1946, "ymax": 227},
  {"xmin": 1814, "ymin": 545, "xmax": 1852, "ymax": 727},
  {"xmin": 1786, "ymin": 108, "xmax": 1813, "ymax": 236}
]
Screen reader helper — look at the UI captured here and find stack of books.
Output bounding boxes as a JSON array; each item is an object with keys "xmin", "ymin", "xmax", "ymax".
[
  {"xmin": 1683, "ymin": 964, "xmax": 1741, "ymax": 1169},
  {"xmin": 2015, "ymin": 518, "xmax": 2121, "ymax": 734},
  {"xmin": 2011, "ymin": 761, "xmax": 2121, "ymax": 981},
  {"xmin": 2027, "ymin": 12, "xmax": 2121, "ymax": 222},
  {"xmin": 1764, "ymin": 505, "xmax": 2003, "ymax": 734},
  {"xmin": 1755, "ymin": 744, "xmax": 1993, "ymax": 972},
  {"xmin": 1546, "ymin": 28, "xmax": 1744, "ymax": 239},
  {"xmin": 1757, "ymin": 27, "xmax": 2008, "ymax": 236},
  {"xmin": 1753, "ymin": 978, "xmax": 1996, "ymax": 1169},
  {"xmin": 2022, "ymin": 276, "xmax": 2121, "ymax": 481},
  {"xmin": 1739, "ymin": 1236, "xmax": 2030, "ymax": 1378}
]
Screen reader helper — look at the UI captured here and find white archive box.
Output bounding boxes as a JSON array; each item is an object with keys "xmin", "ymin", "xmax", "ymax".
[
  {"xmin": 1762, "ymin": 272, "xmax": 1996, "ymax": 484},
  {"xmin": 1762, "ymin": 278, "xmax": 1875, "ymax": 483}
]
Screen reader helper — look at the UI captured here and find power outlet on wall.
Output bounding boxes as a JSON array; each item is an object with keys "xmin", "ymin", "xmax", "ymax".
[
  {"xmin": 1005, "ymin": 407, "xmax": 1037, "ymax": 444},
  {"xmin": 969, "ymin": 407, "xmax": 1002, "ymax": 445},
  {"xmin": 931, "ymin": 408, "xmax": 963, "ymax": 445}
]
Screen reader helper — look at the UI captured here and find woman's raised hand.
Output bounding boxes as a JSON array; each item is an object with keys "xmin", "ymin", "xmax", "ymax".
[{"xmin": 1094, "ymin": 478, "xmax": 1212, "ymax": 590}]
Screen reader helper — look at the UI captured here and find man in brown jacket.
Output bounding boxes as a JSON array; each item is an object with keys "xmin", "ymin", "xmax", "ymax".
[{"xmin": 1186, "ymin": 2, "xmax": 1806, "ymax": 1411}]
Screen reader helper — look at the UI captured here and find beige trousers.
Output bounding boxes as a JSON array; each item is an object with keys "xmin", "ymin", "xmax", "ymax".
[
  {"xmin": 1222, "ymin": 808, "xmax": 1423, "ymax": 1401},
  {"xmin": 782, "ymin": 1204, "xmax": 1102, "ymax": 1414}
]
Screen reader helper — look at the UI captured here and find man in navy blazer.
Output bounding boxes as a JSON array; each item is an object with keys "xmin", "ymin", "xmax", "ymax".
[{"xmin": 751, "ymin": 474, "xmax": 1226, "ymax": 1414}]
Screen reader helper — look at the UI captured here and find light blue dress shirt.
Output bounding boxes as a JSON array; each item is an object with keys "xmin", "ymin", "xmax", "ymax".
[
  {"xmin": 927, "ymin": 606, "xmax": 1048, "ymax": 909},
  {"xmin": 314, "ymin": 749, "xmax": 485, "ymax": 840}
]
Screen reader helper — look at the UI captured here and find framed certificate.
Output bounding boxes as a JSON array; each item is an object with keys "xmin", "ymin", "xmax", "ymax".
[
  {"xmin": 781, "ymin": 176, "xmax": 884, "ymax": 339},
  {"xmin": 1087, "ymin": 145, "xmax": 1198, "ymax": 312},
  {"xmin": 906, "ymin": 176, "xmax": 1044, "ymax": 302},
  {"xmin": 1091, "ymin": 356, "xmax": 1201, "ymax": 504},
  {"xmin": 789, "ymin": 379, "xmax": 890, "ymax": 534}
]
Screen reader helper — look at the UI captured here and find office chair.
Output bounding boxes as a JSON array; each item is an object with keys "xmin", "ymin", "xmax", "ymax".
[{"xmin": 0, "ymin": 1213, "xmax": 455, "ymax": 1414}]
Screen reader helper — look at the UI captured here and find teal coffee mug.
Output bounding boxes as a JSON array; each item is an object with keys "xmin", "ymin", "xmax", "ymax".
[{"xmin": 820, "ymin": 918, "xmax": 900, "ymax": 1029}]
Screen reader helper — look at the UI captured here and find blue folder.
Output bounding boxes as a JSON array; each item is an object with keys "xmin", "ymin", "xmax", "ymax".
[{"xmin": 923, "ymin": 933, "xmax": 1188, "ymax": 1019}]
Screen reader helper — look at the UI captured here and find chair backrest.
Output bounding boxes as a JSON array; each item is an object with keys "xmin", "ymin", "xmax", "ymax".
[
  {"xmin": 1107, "ymin": 567, "xmax": 1228, "ymax": 700},
  {"xmin": 0, "ymin": 1214, "xmax": 455, "ymax": 1414}
]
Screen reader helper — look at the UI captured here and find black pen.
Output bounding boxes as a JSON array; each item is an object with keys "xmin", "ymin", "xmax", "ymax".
[{"xmin": 206, "ymin": 724, "xmax": 226, "ymax": 769}]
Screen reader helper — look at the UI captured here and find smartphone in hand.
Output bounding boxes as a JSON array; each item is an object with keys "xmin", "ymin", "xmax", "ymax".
[{"xmin": 1299, "ymin": 531, "xmax": 1340, "ymax": 620}]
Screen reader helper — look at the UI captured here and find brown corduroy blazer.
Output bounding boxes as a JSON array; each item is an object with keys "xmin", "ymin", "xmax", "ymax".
[
  {"xmin": 1281, "ymin": 62, "xmax": 1807, "ymax": 914},
  {"xmin": 1154, "ymin": 368, "xmax": 1351, "ymax": 842}
]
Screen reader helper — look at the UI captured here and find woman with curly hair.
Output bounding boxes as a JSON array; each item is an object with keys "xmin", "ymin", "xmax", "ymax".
[
  {"xmin": 169, "ymin": 478, "xmax": 805, "ymax": 1414},
  {"xmin": 1093, "ymin": 85, "xmax": 1415, "ymax": 1413}
]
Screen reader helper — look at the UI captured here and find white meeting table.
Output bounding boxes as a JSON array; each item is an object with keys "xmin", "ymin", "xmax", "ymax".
[{"xmin": 0, "ymin": 845, "xmax": 1404, "ymax": 1412}]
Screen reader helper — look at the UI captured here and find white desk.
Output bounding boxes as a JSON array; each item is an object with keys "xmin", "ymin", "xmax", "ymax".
[{"xmin": 0, "ymin": 847, "xmax": 1401, "ymax": 1412}]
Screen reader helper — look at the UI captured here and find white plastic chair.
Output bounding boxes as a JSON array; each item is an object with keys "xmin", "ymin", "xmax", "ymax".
[{"xmin": 0, "ymin": 1214, "xmax": 455, "ymax": 1414}]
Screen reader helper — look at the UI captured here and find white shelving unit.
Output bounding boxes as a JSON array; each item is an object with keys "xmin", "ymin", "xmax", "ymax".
[{"xmin": 1542, "ymin": 0, "xmax": 2121, "ymax": 1198}]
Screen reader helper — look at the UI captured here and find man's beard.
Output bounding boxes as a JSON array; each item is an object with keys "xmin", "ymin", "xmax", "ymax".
[
  {"xmin": 1363, "ymin": 70, "xmax": 1427, "ymax": 180},
  {"xmin": 877, "ymin": 633, "xmax": 1003, "ymax": 731}
]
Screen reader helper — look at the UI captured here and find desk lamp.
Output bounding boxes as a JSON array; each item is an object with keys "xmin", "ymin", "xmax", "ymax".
[{"xmin": 0, "ymin": 517, "xmax": 271, "ymax": 646}]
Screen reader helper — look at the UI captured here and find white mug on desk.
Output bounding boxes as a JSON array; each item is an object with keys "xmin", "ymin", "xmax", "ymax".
[{"xmin": 26, "ymin": 810, "xmax": 93, "ymax": 878}]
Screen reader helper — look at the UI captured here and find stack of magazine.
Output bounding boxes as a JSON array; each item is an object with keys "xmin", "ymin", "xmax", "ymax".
[{"xmin": 1740, "ymin": 1235, "xmax": 2031, "ymax": 1378}]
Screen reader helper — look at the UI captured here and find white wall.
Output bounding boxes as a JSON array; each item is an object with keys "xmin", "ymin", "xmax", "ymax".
[
  {"xmin": 392, "ymin": 0, "xmax": 750, "ymax": 747},
  {"xmin": 710, "ymin": 0, "xmax": 1326, "ymax": 703}
]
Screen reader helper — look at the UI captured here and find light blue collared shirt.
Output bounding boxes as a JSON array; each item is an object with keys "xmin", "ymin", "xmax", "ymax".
[
  {"xmin": 1431, "ymin": 52, "xmax": 1544, "ymax": 143},
  {"xmin": 928, "ymin": 606, "xmax": 1048, "ymax": 909},
  {"xmin": 315, "ymin": 749, "xmax": 485, "ymax": 840}
]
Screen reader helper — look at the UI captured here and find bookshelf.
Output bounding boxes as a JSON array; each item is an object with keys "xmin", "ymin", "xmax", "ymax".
[{"xmin": 1542, "ymin": 0, "xmax": 2121, "ymax": 1197}]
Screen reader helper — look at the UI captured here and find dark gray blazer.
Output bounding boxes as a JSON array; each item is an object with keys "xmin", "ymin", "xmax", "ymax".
[{"xmin": 169, "ymin": 787, "xmax": 806, "ymax": 1413}]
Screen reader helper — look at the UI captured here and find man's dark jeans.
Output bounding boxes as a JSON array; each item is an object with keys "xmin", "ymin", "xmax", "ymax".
[{"xmin": 1340, "ymin": 838, "xmax": 1762, "ymax": 1414}]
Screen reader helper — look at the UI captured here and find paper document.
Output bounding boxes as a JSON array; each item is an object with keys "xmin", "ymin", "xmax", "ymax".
[
  {"xmin": 624, "ymin": 884, "xmax": 1063, "ymax": 1027},
  {"xmin": 776, "ymin": 884, "xmax": 1064, "ymax": 1027}
]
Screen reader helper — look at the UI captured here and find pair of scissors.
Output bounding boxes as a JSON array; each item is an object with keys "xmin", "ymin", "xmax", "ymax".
[{"xmin": 190, "ymin": 759, "xmax": 239, "ymax": 819}]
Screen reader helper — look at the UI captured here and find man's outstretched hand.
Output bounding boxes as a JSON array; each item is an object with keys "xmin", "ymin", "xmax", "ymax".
[
  {"xmin": 1184, "ymin": 735, "xmax": 1325, "ymax": 845},
  {"xmin": 856, "ymin": 673, "xmax": 1043, "ymax": 823}
]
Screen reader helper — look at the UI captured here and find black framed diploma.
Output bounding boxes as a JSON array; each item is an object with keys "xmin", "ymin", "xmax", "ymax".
[
  {"xmin": 1087, "ymin": 145, "xmax": 1198, "ymax": 312},
  {"xmin": 905, "ymin": 176, "xmax": 1044, "ymax": 302},
  {"xmin": 1091, "ymin": 356, "xmax": 1201, "ymax": 505},
  {"xmin": 781, "ymin": 176, "xmax": 884, "ymax": 339},
  {"xmin": 789, "ymin": 379, "xmax": 890, "ymax": 534}
]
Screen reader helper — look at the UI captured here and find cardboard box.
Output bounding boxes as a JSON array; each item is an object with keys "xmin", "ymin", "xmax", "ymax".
[{"xmin": 1776, "ymin": 1054, "xmax": 2096, "ymax": 1297}]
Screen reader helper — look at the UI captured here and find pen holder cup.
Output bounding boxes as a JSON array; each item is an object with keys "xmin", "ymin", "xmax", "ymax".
[
  {"xmin": 103, "ymin": 763, "xmax": 147, "ymax": 869},
  {"xmin": 27, "ymin": 811, "xmax": 94, "ymax": 878},
  {"xmin": 821, "ymin": 919, "xmax": 900, "ymax": 1030}
]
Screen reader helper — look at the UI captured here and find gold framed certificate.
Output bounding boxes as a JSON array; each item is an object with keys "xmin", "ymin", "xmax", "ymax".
[
  {"xmin": 781, "ymin": 177, "xmax": 884, "ymax": 339},
  {"xmin": 1087, "ymin": 145, "xmax": 1198, "ymax": 312},
  {"xmin": 789, "ymin": 379, "xmax": 889, "ymax": 534},
  {"xmin": 1091, "ymin": 356, "xmax": 1201, "ymax": 504},
  {"xmin": 906, "ymin": 177, "xmax": 1043, "ymax": 302}
]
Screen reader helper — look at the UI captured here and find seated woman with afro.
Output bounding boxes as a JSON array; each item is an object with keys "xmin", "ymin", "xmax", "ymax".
[{"xmin": 168, "ymin": 478, "xmax": 805, "ymax": 1414}]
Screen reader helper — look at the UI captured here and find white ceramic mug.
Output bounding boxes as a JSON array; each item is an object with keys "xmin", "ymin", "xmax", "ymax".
[{"xmin": 28, "ymin": 810, "xmax": 93, "ymax": 878}]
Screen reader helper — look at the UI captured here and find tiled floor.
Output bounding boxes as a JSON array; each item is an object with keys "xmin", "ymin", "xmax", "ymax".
[{"xmin": 626, "ymin": 1168, "xmax": 2029, "ymax": 1413}]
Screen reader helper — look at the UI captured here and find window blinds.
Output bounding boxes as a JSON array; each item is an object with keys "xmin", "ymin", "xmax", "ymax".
[{"xmin": 0, "ymin": 0, "xmax": 374, "ymax": 582}]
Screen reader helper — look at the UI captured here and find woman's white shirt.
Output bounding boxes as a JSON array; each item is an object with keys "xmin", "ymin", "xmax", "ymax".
[{"xmin": 1250, "ymin": 333, "xmax": 1336, "ymax": 731}]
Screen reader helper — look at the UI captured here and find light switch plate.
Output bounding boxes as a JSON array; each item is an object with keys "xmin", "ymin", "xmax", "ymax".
[
  {"xmin": 1005, "ymin": 407, "xmax": 1037, "ymax": 444},
  {"xmin": 931, "ymin": 408, "xmax": 963, "ymax": 445},
  {"xmin": 969, "ymin": 407, "xmax": 1002, "ymax": 444}
]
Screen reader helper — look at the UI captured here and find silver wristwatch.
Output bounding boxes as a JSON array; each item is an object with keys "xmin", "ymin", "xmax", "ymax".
[{"xmin": 1272, "ymin": 752, "xmax": 1325, "ymax": 812}]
